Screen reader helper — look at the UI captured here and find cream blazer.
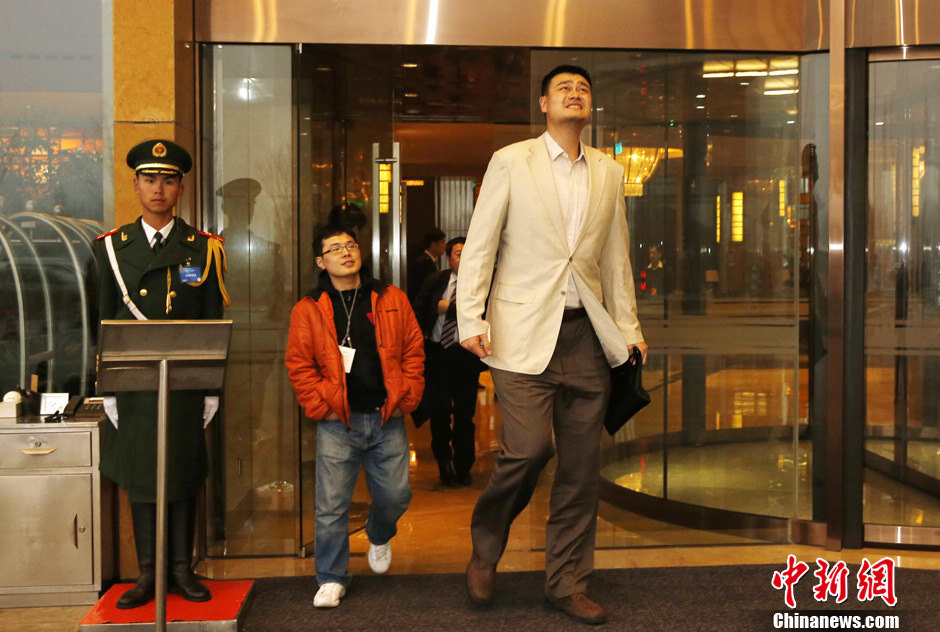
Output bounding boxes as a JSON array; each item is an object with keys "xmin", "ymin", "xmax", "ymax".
[{"xmin": 456, "ymin": 136, "xmax": 644, "ymax": 375}]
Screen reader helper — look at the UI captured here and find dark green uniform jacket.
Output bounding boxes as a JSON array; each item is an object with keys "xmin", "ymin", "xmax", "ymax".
[{"xmin": 95, "ymin": 216, "xmax": 225, "ymax": 503}]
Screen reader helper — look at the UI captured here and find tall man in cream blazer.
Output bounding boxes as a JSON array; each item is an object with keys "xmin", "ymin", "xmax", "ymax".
[{"xmin": 457, "ymin": 65, "xmax": 648, "ymax": 626}]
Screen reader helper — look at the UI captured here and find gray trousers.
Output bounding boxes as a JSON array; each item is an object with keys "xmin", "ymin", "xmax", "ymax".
[{"xmin": 470, "ymin": 315, "xmax": 611, "ymax": 598}]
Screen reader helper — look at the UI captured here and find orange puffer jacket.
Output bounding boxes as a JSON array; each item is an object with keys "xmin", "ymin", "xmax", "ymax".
[{"xmin": 285, "ymin": 280, "xmax": 425, "ymax": 425}]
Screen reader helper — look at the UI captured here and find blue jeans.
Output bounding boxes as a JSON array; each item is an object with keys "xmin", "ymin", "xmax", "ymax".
[{"xmin": 314, "ymin": 412, "xmax": 412, "ymax": 586}]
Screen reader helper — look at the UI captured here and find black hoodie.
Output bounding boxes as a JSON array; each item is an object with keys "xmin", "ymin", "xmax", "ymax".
[{"xmin": 308, "ymin": 269, "xmax": 388, "ymax": 412}]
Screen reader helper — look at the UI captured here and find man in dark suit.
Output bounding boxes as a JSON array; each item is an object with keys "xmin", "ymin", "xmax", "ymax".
[
  {"xmin": 414, "ymin": 237, "xmax": 482, "ymax": 486},
  {"xmin": 407, "ymin": 227, "xmax": 446, "ymax": 303},
  {"xmin": 96, "ymin": 139, "xmax": 229, "ymax": 609}
]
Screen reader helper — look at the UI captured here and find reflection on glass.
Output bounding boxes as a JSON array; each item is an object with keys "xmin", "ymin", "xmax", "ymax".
[
  {"xmin": 1, "ymin": 3, "xmax": 104, "ymax": 397},
  {"xmin": 866, "ymin": 58, "xmax": 940, "ymax": 528},
  {"xmin": 600, "ymin": 355, "xmax": 807, "ymax": 519},
  {"xmin": 204, "ymin": 45, "xmax": 298, "ymax": 556},
  {"xmin": 537, "ymin": 49, "xmax": 805, "ymax": 531}
]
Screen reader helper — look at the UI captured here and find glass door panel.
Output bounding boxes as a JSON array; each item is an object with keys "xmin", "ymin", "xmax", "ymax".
[
  {"xmin": 295, "ymin": 43, "xmax": 532, "ymax": 555},
  {"xmin": 866, "ymin": 57, "xmax": 940, "ymax": 532},
  {"xmin": 296, "ymin": 45, "xmax": 396, "ymax": 554},
  {"xmin": 203, "ymin": 44, "xmax": 298, "ymax": 556}
]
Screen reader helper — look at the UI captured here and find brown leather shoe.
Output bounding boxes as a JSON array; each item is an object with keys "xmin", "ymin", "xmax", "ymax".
[
  {"xmin": 546, "ymin": 593, "xmax": 608, "ymax": 625},
  {"xmin": 465, "ymin": 553, "xmax": 496, "ymax": 605}
]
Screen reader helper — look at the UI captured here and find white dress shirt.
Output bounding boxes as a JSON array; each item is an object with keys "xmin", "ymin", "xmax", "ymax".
[
  {"xmin": 543, "ymin": 132, "xmax": 589, "ymax": 308},
  {"xmin": 431, "ymin": 272, "xmax": 457, "ymax": 343},
  {"xmin": 141, "ymin": 219, "xmax": 174, "ymax": 249}
]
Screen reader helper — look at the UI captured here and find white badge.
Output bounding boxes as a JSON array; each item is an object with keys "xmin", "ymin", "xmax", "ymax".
[{"xmin": 339, "ymin": 345, "xmax": 356, "ymax": 373}]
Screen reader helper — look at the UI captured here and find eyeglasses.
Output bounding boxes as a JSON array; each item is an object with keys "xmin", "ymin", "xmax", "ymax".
[{"xmin": 322, "ymin": 242, "xmax": 360, "ymax": 256}]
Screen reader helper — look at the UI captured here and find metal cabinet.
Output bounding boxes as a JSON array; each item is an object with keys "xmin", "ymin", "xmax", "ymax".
[{"xmin": 0, "ymin": 420, "xmax": 106, "ymax": 607}]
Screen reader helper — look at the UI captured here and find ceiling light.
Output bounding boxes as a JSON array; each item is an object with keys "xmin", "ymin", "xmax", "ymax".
[
  {"xmin": 402, "ymin": 63, "xmax": 419, "ymax": 68},
  {"xmin": 765, "ymin": 76, "xmax": 798, "ymax": 90},
  {"xmin": 404, "ymin": 92, "xmax": 418, "ymax": 98},
  {"xmin": 604, "ymin": 146, "xmax": 665, "ymax": 196},
  {"xmin": 768, "ymin": 56, "xmax": 799, "ymax": 72},
  {"xmin": 764, "ymin": 89, "xmax": 799, "ymax": 95},
  {"xmin": 696, "ymin": 94, "xmax": 706, "ymax": 99},
  {"xmin": 703, "ymin": 61, "xmax": 734, "ymax": 73},
  {"xmin": 735, "ymin": 59, "xmax": 768, "ymax": 72}
]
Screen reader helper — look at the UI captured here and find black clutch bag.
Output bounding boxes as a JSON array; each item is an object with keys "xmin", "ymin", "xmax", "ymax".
[{"xmin": 604, "ymin": 347, "xmax": 651, "ymax": 435}]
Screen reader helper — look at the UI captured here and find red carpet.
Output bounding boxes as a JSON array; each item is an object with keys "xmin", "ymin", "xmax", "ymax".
[{"xmin": 79, "ymin": 580, "xmax": 253, "ymax": 625}]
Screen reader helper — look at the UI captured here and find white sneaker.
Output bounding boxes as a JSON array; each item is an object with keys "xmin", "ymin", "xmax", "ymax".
[
  {"xmin": 368, "ymin": 542, "xmax": 392, "ymax": 574},
  {"xmin": 313, "ymin": 582, "xmax": 346, "ymax": 608}
]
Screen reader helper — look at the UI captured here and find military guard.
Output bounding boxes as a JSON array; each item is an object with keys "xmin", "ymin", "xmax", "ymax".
[{"xmin": 95, "ymin": 139, "xmax": 230, "ymax": 609}]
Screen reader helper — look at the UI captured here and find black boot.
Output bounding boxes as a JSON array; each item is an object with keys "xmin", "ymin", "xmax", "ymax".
[
  {"xmin": 168, "ymin": 498, "xmax": 211, "ymax": 602},
  {"xmin": 116, "ymin": 502, "xmax": 156, "ymax": 609}
]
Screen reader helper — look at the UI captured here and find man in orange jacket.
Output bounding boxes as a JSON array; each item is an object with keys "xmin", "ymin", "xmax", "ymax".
[{"xmin": 285, "ymin": 225, "xmax": 424, "ymax": 608}]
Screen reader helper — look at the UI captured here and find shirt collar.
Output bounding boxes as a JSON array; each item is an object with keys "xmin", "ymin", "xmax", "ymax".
[
  {"xmin": 543, "ymin": 131, "xmax": 585, "ymax": 163},
  {"xmin": 141, "ymin": 218, "xmax": 174, "ymax": 245}
]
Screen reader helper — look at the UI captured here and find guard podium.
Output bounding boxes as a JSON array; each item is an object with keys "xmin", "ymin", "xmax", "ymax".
[{"xmin": 81, "ymin": 319, "xmax": 249, "ymax": 632}]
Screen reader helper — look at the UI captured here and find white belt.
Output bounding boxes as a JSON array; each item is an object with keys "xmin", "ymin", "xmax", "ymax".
[{"xmin": 104, "ymin": 234, "xmax": 148, "ymax": 321}]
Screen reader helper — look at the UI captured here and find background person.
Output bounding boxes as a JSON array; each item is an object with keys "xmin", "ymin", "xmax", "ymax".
[
  {"xmin": 407, "ymin": 226, "xmax": 446, "ymax": 303},
  {"xmin": 413, "ymin": 237, "xmax": 483, "ymax": 486},
  {"xmin": 638, "ymin": 244, "xmax": 674, "ymax": 298}
]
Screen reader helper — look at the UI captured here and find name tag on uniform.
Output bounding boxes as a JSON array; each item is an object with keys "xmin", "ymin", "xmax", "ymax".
[
  {"xmin": 339, "ymin": 345, "xmax": 356, "ymax": 373},
  {"xmin": 179, "ymin": 266, "xmax": 202, "ymax": 282}
]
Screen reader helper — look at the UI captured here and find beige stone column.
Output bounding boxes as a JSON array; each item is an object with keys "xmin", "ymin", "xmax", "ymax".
[{"xmin": 112, "ymin": 0, "xmax": 196, "ymax": 227}]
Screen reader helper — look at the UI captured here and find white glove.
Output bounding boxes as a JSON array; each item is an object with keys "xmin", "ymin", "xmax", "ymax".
[
  {"xmin": 103, "ymin": 396, "xmax": 119, "ymax": 429},
  {"xmin": 203, "ymin": 396, "xmax": 219, "ymax": 428}
]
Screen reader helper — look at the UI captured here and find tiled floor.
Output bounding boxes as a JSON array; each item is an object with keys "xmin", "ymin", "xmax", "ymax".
[{"xmin": 3, "ymin": 372, "xmax": 939, "ymax": 631}]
